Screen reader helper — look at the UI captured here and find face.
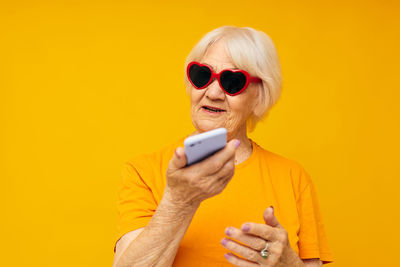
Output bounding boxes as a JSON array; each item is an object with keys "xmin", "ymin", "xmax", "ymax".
[{"xmin": 189, "ymin": 39, "xmax": 260, "ymax": 139}]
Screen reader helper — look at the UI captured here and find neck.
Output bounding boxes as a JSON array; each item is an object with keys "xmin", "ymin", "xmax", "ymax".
[{"xmin": 229, "ymin": 126, "xmax": 253, "ymax": 165}]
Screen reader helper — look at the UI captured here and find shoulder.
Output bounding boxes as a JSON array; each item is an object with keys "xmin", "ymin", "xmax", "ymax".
[
  {"xmin": 124, "ymin": 137, "xmax": 184, "ymax": 176},
  {"xmin": 252, "ymin": 141, "xmax": 312, "ymax": 199},
  {"xmin": 253, "ymin": 141, "xmax": 308, "ymax": 173}
]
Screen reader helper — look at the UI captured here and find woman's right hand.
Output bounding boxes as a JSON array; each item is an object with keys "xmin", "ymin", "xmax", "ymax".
[{"xmin": 165, "ymin": 139, "xmax": 240, "ymax": 207}]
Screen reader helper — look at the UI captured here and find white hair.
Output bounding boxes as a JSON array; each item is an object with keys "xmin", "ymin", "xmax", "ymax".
[{"xmin": 184, "ymin": 26, "xmax": 282, "ymax": 131}]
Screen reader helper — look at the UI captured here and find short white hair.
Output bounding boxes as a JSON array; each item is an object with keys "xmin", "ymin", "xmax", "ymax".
[{"xmin": 184, "ymin": 26, "xmax": 282, "ymax": 131}]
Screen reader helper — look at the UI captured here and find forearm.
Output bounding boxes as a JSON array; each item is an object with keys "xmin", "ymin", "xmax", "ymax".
[{"xmin": 116, "ymin": 190, "xmax": 199, "ymax": 267}]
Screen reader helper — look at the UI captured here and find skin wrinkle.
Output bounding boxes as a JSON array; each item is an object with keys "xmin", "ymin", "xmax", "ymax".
[
  {"xmin": 120, "ymin": 196, "xmax": 199, "ymax": 266},
  {"xmin": 190, "ymin": 39, "xmax": 260, "ymax": 144},
  {"xmin": 114, "ymin": 32, "xmax": 323, "ymax": 267}
]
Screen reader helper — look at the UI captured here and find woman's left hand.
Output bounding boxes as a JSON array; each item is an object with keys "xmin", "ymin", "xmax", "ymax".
[{"xmin": 221, "ymin": 206, "xmax": 304, "ymax": 267}]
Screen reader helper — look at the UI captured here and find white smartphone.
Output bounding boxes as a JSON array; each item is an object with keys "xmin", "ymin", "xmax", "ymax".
[{"xmin": 184, "ymin": 128, "xmax": 227, "ymax": 166}]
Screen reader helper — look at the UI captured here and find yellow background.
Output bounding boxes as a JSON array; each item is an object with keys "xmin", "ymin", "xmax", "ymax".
[{"xmin": 1, "ymin": 1, "xmax": 399, "ymax": 266}]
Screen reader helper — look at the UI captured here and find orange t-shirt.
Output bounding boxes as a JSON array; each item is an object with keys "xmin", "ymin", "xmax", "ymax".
[{"xmin": 116, "ymin": 137, "xmax": 334, "ymax": 265}]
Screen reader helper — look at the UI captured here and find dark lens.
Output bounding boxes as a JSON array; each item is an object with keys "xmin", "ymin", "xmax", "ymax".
[
  {"xmin": 220, "ymin": 71, "xmax": 247, "ymax": 94},
  {"xmin": 188, "ymin": 64, "xmax": 212, "ymax": 88}
]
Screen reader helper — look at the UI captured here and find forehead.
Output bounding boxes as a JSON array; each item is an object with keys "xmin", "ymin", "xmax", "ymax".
[{"xmin": 201, "ymin": 39, "xmax": 236, "ymax": 69}]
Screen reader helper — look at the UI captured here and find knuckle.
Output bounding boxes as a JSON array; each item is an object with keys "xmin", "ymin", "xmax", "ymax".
[
  {"xmin": 228, "ymin": 168, "xmax": 235, "ymax": 178},
  {"xmin": 216, "ymin": 182, "xmax": 228, "ymax": 194},
  {"xmin": 227, "ymin": 159, "xmax": 235, "ymax": 170},
  {"xmin": 275, "ymin": 242, "xmax": 284, "ymax": 253},
  {"xmin": 246, "ymin": 250, "xmax": 259, "ymax": 261},
  {"xmin": 249, "ymin": 223, "xmax": 258, "ymax": 232},
  {"xmin": 201, "ymin": 178, "xmax": 211, "ymax": 189},
  {"xmin": 268, "ymin": 257, "xmax": 278, "ymax": 266},
  {"xmin": 227, "ymin": 143, "xmax": 236, "ymax": 154},
  {"xmin": 186, "ymin": 170, "xmax": 197, "ymax": 180},
  {"xmin": 277, "ymin": 229, "xmax": 288, "ymax": 242},
  {"xmin": 204, "ymin": 160, "xmax": 215, "ymax": 171},
  {"xmin": 221, "ymin": 163, "xmax": 233, "ymax": 177},
  {"xmin": 224, "ymin": 239, "xmax": 233, "ymax": 249},
  {"xmin": 281, "ymin": 228, "xmax": 288, "ymax": 237},
  {"xmin": 261, "ymin": 228, "xmax": 270, "ymax": 239},
  {"xmin": 189, "ymin": 181, "xmax": 200, "ymax": 191},
  {"xmin": 226, "ymin": 227, "xmax": 237, "ymax": 238},
  {"xmin": 211, "ymin": 159, "xmax": 223, "ymax": 171},
  {"xmin": 233, "ymin": 232, "xmax": 244, "ymax": 241},
  {"xmin": 255, "ymin": 240, "xmax": 265, "ymax": 250},
  {"xmin": 187, "ymin": 177, "xmax": 197, "ymax": 187},
  {"xmin": 220, "ymin": 146, "xmax": 234, "ymax": 160}
]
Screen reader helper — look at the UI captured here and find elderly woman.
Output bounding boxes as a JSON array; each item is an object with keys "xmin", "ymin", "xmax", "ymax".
[{"xmin": 113, "ymin": 26, "xmax": 333, "ymax": 266}]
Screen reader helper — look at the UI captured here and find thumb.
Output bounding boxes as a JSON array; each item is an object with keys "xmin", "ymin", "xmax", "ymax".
[
  {"xmin": 170, "ymin": 147, "xmax": 187, "ymax": 169},
  {"xmin": 263, "ymin": 206, "xmax": 282, "ymax": 228}
]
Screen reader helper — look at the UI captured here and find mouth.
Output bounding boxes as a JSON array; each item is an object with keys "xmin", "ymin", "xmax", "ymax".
[{"xmin": 202, "ymin": 105, "xmax": 226, "ymax": 113}]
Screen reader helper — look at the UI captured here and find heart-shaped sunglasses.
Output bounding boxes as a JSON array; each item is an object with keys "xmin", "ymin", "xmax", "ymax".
[{"xmin": 187, "ymin": 61, "xmax": 262, "ymax": 96}]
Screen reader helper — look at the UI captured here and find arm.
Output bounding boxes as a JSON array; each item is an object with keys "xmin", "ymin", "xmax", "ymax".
[
  {"xmin": 113, "ymin": 190, "xmax": 199, "ymax": 267},
  {"xmin": 114, "ymin": 140, "xmax": 239, "ymax": 267}
]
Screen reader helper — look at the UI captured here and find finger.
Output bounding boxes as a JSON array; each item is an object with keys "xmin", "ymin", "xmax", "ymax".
[
  {"xmin": 241, "ymin": 222, "xmax": 277, "ymax": 241},
  {"xmin": 169, "ymin": 147, "xmax": 187, "ymax": 170},
  {"xmin": 223, "ymin": 252, "xmax": 259, "ymax": 267},
  {"xmin": 215, "ymin": 156, "xmax": 235, "ymax": 182},
  {"xmin": 212, "ymin": 167, "xmax": 235, "ymax": 195},
  {"xmin": 224, "ymin": 227, "xmax": 266, "ymax": 251},
  {"xmin": 221, "ymin": 238, "xmax": 263, "ymax": 264},
  {"xmin": 262, "ymin": 244, "xmax": 279, "ymax": 266},
  {"xmin": 197, "ymin": 139, "xmax": 239, "ymax": 175},
  {"xmin": 263, "ymin": 206, "xmax": 283, "ymax": 229},
  {"xmin": 205, "ymin": 160, "xmax": 235, "ymax": 196},
  {"xmin": 224, "ymin": 253, "xmax": 259, "ymax": 267}
]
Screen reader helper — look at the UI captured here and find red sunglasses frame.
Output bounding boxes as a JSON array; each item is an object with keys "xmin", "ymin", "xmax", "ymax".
[{"xmin": 187, "ymin": 61, "xmax": 262, "ymax": 96}]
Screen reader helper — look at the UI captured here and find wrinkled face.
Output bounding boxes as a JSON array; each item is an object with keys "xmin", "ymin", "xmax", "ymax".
[{"xmin": 189, "ymin": 39, "xmax": 260, "ymax": 137}]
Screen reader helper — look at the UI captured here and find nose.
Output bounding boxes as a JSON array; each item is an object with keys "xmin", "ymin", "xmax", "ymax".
[{"xmin": 204, "ymin": 78, "xmax": 225, "ymax": 100}]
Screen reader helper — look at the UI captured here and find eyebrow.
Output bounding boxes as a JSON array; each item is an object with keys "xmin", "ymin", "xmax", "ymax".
[{"xmin": 203, "ymin": 62, "xmax": 239, "ymax": 71}]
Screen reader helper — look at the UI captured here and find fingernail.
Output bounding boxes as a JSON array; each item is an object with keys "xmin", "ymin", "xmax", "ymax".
[
  {"xmin": 224, "ymin": 253, "xmax": 230, "ymax": 260},
  {"xmin": 234, "ymin": 139, "xmax": 240, "ymax": 148},
  {"xmin": 221, "ymin": 238, "xmax": 228, "ymax": 246},
  {"xmin": 225, "ymin": 227, "xmax": 231, "ymax": 236},
  {"xmin": 242, "ymin": 223, "xmax": 250, "ymax": 232},
  {"xmin": 269, "ymin": 205, "xmax": 274, "ymax": 214}
]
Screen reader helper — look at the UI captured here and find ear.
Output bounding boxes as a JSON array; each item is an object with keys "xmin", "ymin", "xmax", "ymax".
[{"xmin": 253, "ymin": 82, "xmax": 268, "ymax": 118}]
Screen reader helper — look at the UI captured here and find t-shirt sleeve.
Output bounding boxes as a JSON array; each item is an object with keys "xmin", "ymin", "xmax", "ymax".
[
  {"xmin": 297, "ymin": 170, "xmax": 334, "ymax": 264},
  {"xmin": 115, "ymin": 160, "xmax": 157, "ymax": 246}
]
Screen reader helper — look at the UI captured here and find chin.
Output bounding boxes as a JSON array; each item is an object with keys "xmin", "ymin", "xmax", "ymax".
[{"xmin": 193, "ymin": 119, "xmax": 224, "ymax": 133}]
